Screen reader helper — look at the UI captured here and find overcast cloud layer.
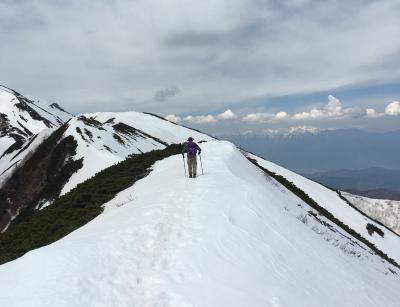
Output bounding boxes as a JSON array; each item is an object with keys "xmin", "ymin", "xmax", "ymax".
[{"xmin": 0, "ymin": 0, "xmax": 399, "ymax": 131}]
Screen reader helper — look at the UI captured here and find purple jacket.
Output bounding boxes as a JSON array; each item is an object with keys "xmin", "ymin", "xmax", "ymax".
[{"xmin": 182, "ymin": 141, "xmax": 201, "ymax": 157}]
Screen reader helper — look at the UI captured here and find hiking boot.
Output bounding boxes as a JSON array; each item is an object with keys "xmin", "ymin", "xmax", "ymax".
[{"xmin": 193, "ymin": 174, "xmax": 197, "ymax": 178}]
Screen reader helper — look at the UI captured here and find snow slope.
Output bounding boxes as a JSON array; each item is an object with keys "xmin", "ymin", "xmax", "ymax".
[
  {"xmin": 343, "ymin": 192, "xmax": 400, "ymax": 235},
  {"xmin": 248, "ymin": 153, "xmax": 400, "ymax": 264},
  {"xmin": 1, "ymin": 92, "xmax": 213, "ymax": 231},
  {"xmin": 0, "ymin": 141, "xmax": 399, "ymax": 307},
  {"xmin": 0, "ymin": 86, "xmax": 211, "ymax": 191},
  {"xmin": 0, "ymin": 86, "xmax": 71, "ymax": 180},
  {"xmin": 1, "ymin": 108, "xmax": 212, "ymax": 192},
  {"xmin": 0, "ymin": 85, "xmax": 71, "ymax": 138},
  {"xmin": 88, "ymin": 112, "xmax": 211, "ymax": 146},
  {"xmin": 0, "ymin": 127, "xmax": 56, "ymax": 179},
  {"xmin": 59, "ymin": 113, "xmax": 213, "ymax": 195}
]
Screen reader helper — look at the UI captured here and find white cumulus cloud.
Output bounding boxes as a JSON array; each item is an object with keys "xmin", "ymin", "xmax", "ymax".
[
  {"xmin": 326, "ymin": 95, "xmax": 343, "ymax": 117},
  {"xmin": 275, "ymin": 111, "xmax": 289, "ymax": 120},
  {"xmin": 216, "ymin": 109, "xmax": 237, "ymax": 120},
  {"xmin": 292, "ymin": 111, "xmax": 310, "ymax": 120},
  {"xmin": 385, "ymin": 101, "xmax": 400, "ymax": 115},
  {"xmin": 168, "ymin": 96, "xmax": 399, "ymax": 128},
  {"xmin": 365, "ymin": 108, "xmax": 383, "ymax": 118},
  {"xmin": 165, "ymin": 114, "xmax": 182, "ymax": 123},
  {"xmin": 242, "ymin": 111, "xmax": 289, "ymax": 122},
  {"xmin": 242, "ymin": 113, "xmax": 275, "ymax": 123},
  {"xmin": 293, "ymin": 95, "xmax": 346, "ymax": 120},
  {"xmin": 184, "ymin": 114, "xmax": 217, "ymax": 124}
]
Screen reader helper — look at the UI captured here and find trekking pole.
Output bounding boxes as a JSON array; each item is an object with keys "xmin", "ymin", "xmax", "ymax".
[
  {"xmin": 199, "ymin": 153, "xmax": 204, "ymax": 175},
  {"xmin": 182, "ymin": 154, "xmax": 187, "ymax": 177}
]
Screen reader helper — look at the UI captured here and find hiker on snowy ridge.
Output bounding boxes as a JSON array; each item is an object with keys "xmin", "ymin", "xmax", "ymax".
[{"xmin": 182, "ymin": 137, "xmax": 201, "ymax": 178}]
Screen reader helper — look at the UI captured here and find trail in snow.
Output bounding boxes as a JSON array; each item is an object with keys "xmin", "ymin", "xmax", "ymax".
[
  {"xmin": 0, "ymin": 141, "xmax": 399, "ymax": 307},
  {"xmin": 59, "ymin": 113, "xmax": 213, "ymax": 195}
]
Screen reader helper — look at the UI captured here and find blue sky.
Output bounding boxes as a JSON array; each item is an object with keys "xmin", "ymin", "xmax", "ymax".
[{"xmin": 0, "ymin": 0, "xmax": 399, "ymax": 133}]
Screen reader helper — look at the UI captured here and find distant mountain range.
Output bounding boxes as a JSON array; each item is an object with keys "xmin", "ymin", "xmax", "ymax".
[
  {"xmin": 302, "ymin": 168, "xmax": 400, "ymax": 200},
  {"xmin": 221, "ymin": 129, "xmax": 400, "ymax": 199},
  {"xmin": 222, "ymin": 128, "xmax": 400, "ymax": 173}
]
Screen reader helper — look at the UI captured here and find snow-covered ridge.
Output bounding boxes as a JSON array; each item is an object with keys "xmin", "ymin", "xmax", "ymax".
[
  {"xmin": 342, "ymin": 192, "xmax": 400, "ymax": 235},
  {"xmin": 60, "ymin": 112, "xmax": 213, "ymax": 195},
  {"xmin": 0, "ymin": 141, "xmax": 399, "ymax": 307},
  {"xmin": 0, "ymin": 96, "xmax": 213, "ymax": 231}
]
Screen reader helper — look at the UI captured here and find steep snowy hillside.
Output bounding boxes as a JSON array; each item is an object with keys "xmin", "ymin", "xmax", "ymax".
[
  {"xmin": 0, "ymin": 141, "xmax": 399, "ymax": 307},
  {"xmin": 0, "ymin": 85, "xmax": 71, "ymax": 163},
  {"xmin": 248, "ymin": 153, "xmax": 400, "ymax": 264},
  {"xmin": 0, "ymin": 107, "xmax": 212, "ymax": 232},
  {"xmin": 0, "ymin": 86, "xmax": 72, "ymax": 231},
  {"xmin": 342, "ymin": 192, "xmax": 400, "ymax": 235},
  {"xmin": 60, "ymin": 112, "xmax": 212, "ymax": 195}
]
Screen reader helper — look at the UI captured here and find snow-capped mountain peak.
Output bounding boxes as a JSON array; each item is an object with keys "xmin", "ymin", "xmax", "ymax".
[
  {"xmin": 263, "ymin": 126, "xmax": 326, "ymax": 137},
  {"xmin": 0, "ymin": 85, "xmax": 72, "ymax": 163},
  {"xmin": 0, "ymin": 85, "xmax": 71, "ymax": 131}
]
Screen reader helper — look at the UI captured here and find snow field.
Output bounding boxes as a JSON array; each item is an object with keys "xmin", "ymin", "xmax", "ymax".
[{"xmin": 0, "ymin": 141, "xmax": 399, "ymax": 307}]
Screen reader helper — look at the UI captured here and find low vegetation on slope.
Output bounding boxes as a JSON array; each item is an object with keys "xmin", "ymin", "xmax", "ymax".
[
  {"xmin": 246, "ymin": 156, "xmax": 400, "ymax": 270},
  {"xmin": 0, "ymin": 144, "xmax": 181, "ymax": 264},
  {"xmin": 0, "ymin": 124, "xmax": 83, "ymax": 231}
]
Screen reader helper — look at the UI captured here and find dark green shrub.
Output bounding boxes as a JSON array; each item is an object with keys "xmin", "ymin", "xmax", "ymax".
[{"xmin": 0, "ymin": 144, "xmax": 182, "ymax": 264}]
